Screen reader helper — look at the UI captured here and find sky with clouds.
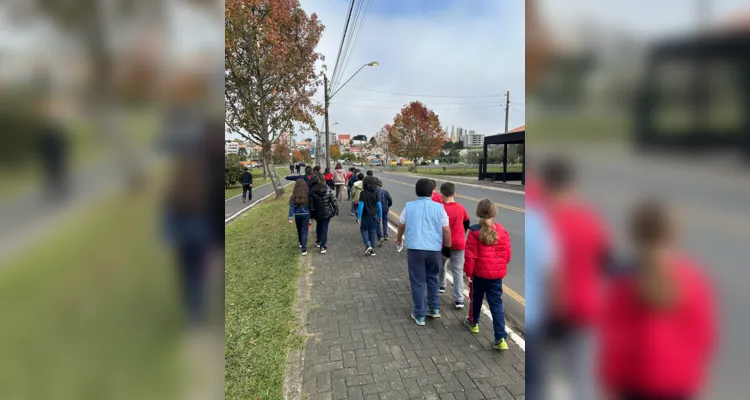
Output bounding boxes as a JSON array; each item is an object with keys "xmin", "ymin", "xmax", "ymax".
[{"xmin": 295, "ymin": 0, "xmax": 525, "ymax": 141}]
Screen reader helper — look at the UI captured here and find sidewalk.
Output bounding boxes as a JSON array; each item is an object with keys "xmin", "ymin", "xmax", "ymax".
[{"xmin": 299, "ymin": 213, "xmax": 525, "ymax": 400}]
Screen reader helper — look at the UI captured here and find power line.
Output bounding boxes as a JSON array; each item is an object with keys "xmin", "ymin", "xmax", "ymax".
[
  {"xmin": 510, "ymin": 105, "xmax": 525, "ymax": 118},
  {"xmin": 336, "ymin": 0, "xmax": 372, "ymax": 92},
  {"xmin": 332, "ymin": 103, "xmax": 504, "ymax": 111},
  {"xmin": 330, "ymin": 0, "xmax": 356, "ymax": 87},
  {"xmin": 332, "ymin": 96, "xmax": 510, "ymax": 106},
  {"xmin": 340, "ymin": 85, "xmax": 506, "ymax": 99},
  {"xmin": 333, "ymin": 0, "xmax": 371, "ymax": 92}
]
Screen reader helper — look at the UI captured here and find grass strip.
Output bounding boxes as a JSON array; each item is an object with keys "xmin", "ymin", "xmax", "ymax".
[
  {"xmin": 225, "ymin": 197, "xmax": 306, "ymax": 400},
  {"xmin": 0, "ymin": 178, "xmax": 182, "ymax": 399}
]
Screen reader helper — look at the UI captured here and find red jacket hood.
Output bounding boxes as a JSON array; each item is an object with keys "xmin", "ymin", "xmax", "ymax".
[
  {"xmin": 600, "ymin": 254, "xmax": 717, "ymax": 395},
  {"xmin": 463, "ymin": 222, "xmax": 512, "ymax": 280}
]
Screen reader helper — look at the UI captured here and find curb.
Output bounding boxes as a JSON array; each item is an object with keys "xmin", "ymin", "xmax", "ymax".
[
  {"xmin": 385, "ymin": 212, "xmax": 525, "ymax": 338},
  {"xmin": 282, "ymin": 253, "xmax": 313, "ymax": 400}
]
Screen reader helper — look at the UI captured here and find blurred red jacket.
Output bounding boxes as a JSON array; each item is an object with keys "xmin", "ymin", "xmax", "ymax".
[
  {"xmin": 600, "ymin": 255, "xmax": 717, "ymax": 396},
  {"xmin": 548, "ymin": 201, "xmax": 610, "ymax": 326},
  {"xmin": 464, "ymin": 223, "xmax": 511, "ymax": 280}
]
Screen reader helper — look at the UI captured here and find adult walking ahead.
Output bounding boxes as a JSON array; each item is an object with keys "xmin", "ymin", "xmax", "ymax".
[
  {"xmin": 240, "ymin": 166, "xmax": 253, "ymax": 203},
  {"xmin": 333, "ymin": 162, "xmax": 347, "ymax": 200},
  {"xmin": 310, "ymin": 173, "xmax": 338, "ymax": 254},
  {"xmin": 395, "ymin": 178, "xmax": 451, "ymax": 326}
]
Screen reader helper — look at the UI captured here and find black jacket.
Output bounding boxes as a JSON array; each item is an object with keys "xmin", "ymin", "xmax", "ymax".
[
  {"xmin": 310, "ymin": 184, "xmax": 338, "ymax": 220},
  {"xmin": 241, "ymin": 171, "xmax": 253, "ymax": 185}
]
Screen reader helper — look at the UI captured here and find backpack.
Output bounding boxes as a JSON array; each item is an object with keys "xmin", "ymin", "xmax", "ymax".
[{"xmin": 351, "ymin": 182, "xmax": 363, "ymax": 202}]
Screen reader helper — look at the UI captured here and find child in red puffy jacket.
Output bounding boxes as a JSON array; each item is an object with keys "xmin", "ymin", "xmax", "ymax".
[{"xmin": 463, "ymin": 199, "xmax": 512, "ymax": 351}]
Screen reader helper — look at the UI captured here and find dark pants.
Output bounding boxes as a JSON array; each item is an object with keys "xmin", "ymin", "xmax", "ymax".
[
  {"xmin": 316, "ymin": 218, "xmax": 331, "ymax": 248},
  {"xmin": 290, "ymin": 166, "xmax": 294, "ymax": 174},
  {"xmin": 377, "ymin": 209, "xmax": 389, "ymax": 239},
  {"xmin": 469, "ymin": 277, "xmax": 507, "ymax": 342},
  {"xmin": 351, "ymin": 201, "xmax": 358, "ymax": 214},
  {"xmin": 359, "ymin": 215, "xmax": 378, "ymax": 249},
  {"xmin": 407, "ymin": 249, "xmax": 441, "ymax": 318},
  {"xmin": 347, "ymin": 183, "xmax": 353, "ymax": 200},
  {"xmin": 177, "ymin": 242, "xmax": 208, "ymax": 326},
  {"xmin": 242, "ymin": 184, "xmax": 252, "ymax": 201},
  {"xmin": 294, "ymin": 214, "xmax": 310, "ymax": 251},
  {"xmin": 525, "ymin": 332, "xmax": 542, "ymax": 400}
]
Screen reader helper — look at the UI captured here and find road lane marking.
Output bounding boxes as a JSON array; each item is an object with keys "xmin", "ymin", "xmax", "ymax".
[
  {"xmin": 380, "ymin": 177, "xmax": 525, "ymax": 213},
  {"xmin": 400, "ymin": 172, "xmax": 525, "ymax": 195},
  {"xmin": 387, "ymin": 221, "xmax": 525, "ymax": 351},
  {"xmin": 225, "ymin": 181, "xmax": 294, "ymax": 223}
]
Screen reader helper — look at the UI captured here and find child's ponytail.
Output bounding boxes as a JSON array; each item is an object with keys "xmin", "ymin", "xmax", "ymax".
[{"xmin": 476, "ymin": 199, "xmax": 498, "ymax": 245}]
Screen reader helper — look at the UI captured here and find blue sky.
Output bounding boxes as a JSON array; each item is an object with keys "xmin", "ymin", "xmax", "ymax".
[{"xmin": 291, "ymin": 0, "xmax": 526, "ymax": 142}]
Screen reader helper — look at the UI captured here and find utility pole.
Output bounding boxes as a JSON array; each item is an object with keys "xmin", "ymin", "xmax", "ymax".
[
  {"xmin": 504, "ymin": 90, "xmax": 510, "ymax": 133},
  {"xmin": 324, "ymin": 74, "xmax": 331, "ymax": 169}
]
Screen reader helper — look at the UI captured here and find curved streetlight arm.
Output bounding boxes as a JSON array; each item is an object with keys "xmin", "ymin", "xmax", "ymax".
[{"xmin": 329, "ymin": 61, "xmax": 378, "ymax": 100}]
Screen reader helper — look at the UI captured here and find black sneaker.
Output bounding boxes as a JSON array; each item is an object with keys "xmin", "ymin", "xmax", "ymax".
[
  {"xmin": 455, "ymin": 302, "xmax": 464, "ymax": 309},
  {"xmin": 321, "ymin": 247, "xmax": 327, "ymax": 254},
  {"xmin": 438, "ymin": 287, "xmax": 446, "ymax": 293}
]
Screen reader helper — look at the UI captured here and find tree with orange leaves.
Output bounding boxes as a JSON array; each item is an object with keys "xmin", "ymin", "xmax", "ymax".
[
  {"xmin": 388, "ymin": 102, "xmax": 445, "ymax": 171},
  {"xmin": 375, "ymin": 124, "xmax": 394, "ymax": 165},
  {"xmin": 225, "ymin": 0, "xmax": 325, "ymax": 197},
  {"xmin": 330, "ymin": 144, "xmax": 341, "ymax": 161},
  {"xmin": 292, "ymin": 150, "xmax": 304, "ymax": 162}
]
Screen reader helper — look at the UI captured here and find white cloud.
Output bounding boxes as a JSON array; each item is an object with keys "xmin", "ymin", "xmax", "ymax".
[{"xmin": 297, "ymin": 0, "xmax": 525, "ymax": 141}]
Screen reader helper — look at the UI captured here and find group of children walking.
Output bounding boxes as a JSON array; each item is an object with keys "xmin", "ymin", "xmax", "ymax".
[
  {"xmin": 395, "ymin": 178, "xmax": 512, "ymax": 351},
  {"xmin": 287, "ymin": 167, "xmax": 511, "ymax": 351}
]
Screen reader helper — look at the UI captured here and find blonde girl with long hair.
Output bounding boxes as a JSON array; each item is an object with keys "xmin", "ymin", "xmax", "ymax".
[{"xmin": 463, "ymin": 199, "xmax": 512, "ymax": 350}]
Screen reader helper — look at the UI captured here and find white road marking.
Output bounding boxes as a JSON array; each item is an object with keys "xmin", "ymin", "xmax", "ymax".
[
  {"xmin": 224, "ymin": 181, "xmax": 294, "ymax": 223},
  {"xmin": 387, "ymin": 222, "xmax": 525, "ymax": 352},
  {"xmin": 396, "ymin": 172, "xmax": 525, "ymax": 195}
]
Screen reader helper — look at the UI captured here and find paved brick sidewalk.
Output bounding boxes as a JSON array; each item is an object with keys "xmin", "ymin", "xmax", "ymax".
[{"xmin": 300, "ymin": 213, "xmax": 525, "ymax": 400}]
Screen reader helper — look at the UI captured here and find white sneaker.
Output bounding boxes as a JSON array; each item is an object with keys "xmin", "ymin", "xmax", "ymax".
[
  {"xmin": 316, "ymin": 243, "xmax": 321, "ymax": 248},
  {"xmin": 321, "ymin": 247, "xmax": 327, "ymax": 254},
  {"xmin": 301, "ymin": 251, "xmax": 307, "ymax": 256},
  {"xmin": 364, "ymin": 247, "xmax": 373, "ymax": 256}
]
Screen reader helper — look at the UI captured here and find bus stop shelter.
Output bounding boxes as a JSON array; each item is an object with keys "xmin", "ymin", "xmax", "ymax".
[{"xmin": 478, "ymin": 128, "xmax": 525, "ymax": 185}]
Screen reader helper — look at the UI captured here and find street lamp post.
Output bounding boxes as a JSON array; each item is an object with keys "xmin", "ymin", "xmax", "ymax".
[{"xmin": 324, "ymin": 61, "xmax": 378, "ymax": 169}]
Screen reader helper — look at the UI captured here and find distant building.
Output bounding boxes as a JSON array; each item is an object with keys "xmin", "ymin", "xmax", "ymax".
[
  {"xmin": 462, "ymin": 133, "xmax": 483, "ymax": 147},
  {"xmin": 338, "ymin": 134, "xmax": 351, "ymax": 146}
]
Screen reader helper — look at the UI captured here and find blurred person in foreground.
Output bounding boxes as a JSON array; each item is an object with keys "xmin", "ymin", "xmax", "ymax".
[
  {"xmin": 524, "ymin": 172, "xmax": 558, "ymax": 400},
  {"xmin": 540, "ymin": 156, "xmax": 612, "ymax": 400},
  {"xmin": 38, "ymin": 99, "xmax": 69, "ymax": 201},
  {"xmin": 600, "ymin": 200, "xmax": 717, "ymax": 400}
]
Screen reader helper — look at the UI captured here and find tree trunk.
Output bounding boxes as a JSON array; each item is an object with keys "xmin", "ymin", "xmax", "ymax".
[{"xmin": 262, "ymin": 143, "xmax": 285, "ymax": 198}]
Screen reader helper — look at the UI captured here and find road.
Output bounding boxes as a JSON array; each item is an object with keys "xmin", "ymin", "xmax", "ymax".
[
  {"xmin": 542, "ymin": 145, "xmax": 750, "ymax": 397},
  {"xmin": 224, "ymin": 179, "xmax": 295, "ymax": 223},
  {"xmin": 375, "ymin": 170, "xmax": 527, "ymax": 332}
]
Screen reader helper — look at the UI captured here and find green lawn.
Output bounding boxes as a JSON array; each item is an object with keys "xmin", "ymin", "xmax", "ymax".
[
  {"xmin": 225, "ymin": 197, "xmax": 307, "ymax": 400},
  {"xmin": 0, "ymin": 178, "xmax": 183, "ymax": 399}
]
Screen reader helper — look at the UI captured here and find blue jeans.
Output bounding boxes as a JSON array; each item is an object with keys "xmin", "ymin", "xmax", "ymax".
[
  {"xmin": 359, "ymin": 215, "xmax": 378, "ymax": 248},
  {"xmin": 294, "ymin": 214, "xmax": 310, "ymax": 251},
  {"xmin": 316, "ymin": 218, "xmax": 330, "ymax": 248},
  {"xmin": 377, "ymin": 209, "xmax": 389, "ymax": 239},
  {"xmin": 468, "ymin": 277, "xmax": 507, "ymax": 342},
  {"xmin": 407, "ymin": 249, "xmax": 441, "ymax": 318},
  {"xmin": 176, "ymin": 241, "xmax": 208, "ymax": 326},
  {"xmin": 351, "ymin": 201, "xmax": 357, "ymax": 214}
]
